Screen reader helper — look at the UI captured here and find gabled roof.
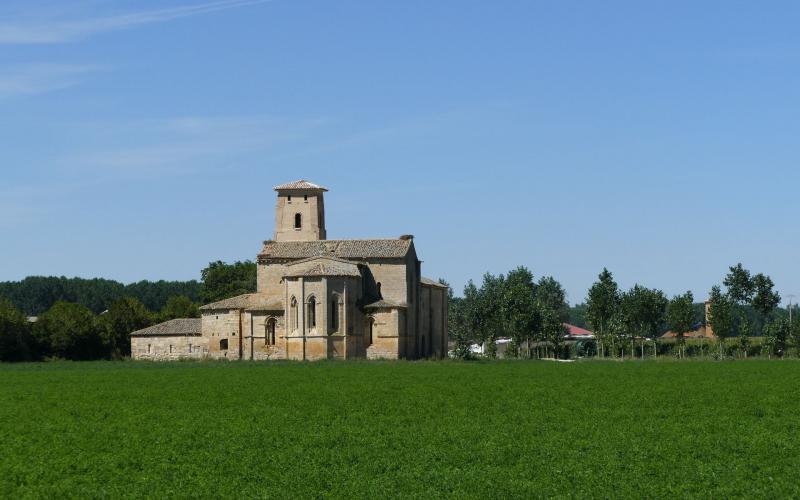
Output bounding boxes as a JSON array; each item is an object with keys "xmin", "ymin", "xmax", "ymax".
[
  {"xmin": 200, "ymin": 293, "xmax": 283, "ymax": 312},
  {"xmin": 273, "ymin": 179, "xmax": 327, "ymax": 192},
  {"xmin": 131, "ymin": 318, "xmax": 201, "ymax": 337},
  {"xmin": 564, "ymin": 323, "xmax": 593, "ymax": 337},
  {"xmin": 259, "ymin": 239, "xmax": 413, "ymax": 260},
  {"xmin": 283, "ymin": 256, "xmax": 361, "ymax": 278},
  {"xmin": 363, "ymin": 299, "xmax": 408, "ymax": 309},
  {"xmin": 421, "ymin": 277, "xmax": 449, "ymax": 289}
]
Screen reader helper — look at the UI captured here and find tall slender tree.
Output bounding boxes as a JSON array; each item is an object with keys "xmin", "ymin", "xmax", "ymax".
[
  {"xmin": 666, "ymin": 291, "xmax": 695, "ymax": 359},
  {"xmin": 502, "ymin": 267, "xmax": 538, "ymax": 358},
  {"xmin": 586, "ymin": 268, "xmax": 620, "ymax": 358},
  {"xmin": 708, "ymin": 286, "xmax": 734, "ymax": 358}
]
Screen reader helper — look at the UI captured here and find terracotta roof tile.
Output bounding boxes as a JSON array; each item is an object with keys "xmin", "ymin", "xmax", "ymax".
[
  {"xmin": 131, "ymin": 318, "xmax": 201, "ymax": 337},
  {"xmin": 200, "ymin": 293, "xmax": 283, "ymax": 311},
  {"xmin": 273, "ymin": 179, "xmax": 327, "ymax": 191},
  {"xmin": 259, "ymin": 239, "xmax": 412, "ymax": 260}
]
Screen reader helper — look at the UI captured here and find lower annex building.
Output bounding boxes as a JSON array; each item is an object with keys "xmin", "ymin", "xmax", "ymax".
[{"xmin": 131, "ymin": 180, "xmax": 449, "ymax": 361}]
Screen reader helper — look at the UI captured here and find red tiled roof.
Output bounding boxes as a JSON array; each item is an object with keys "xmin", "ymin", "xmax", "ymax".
[{"xmin": 564, "ymin": 323, "xmax": 593, "ymax": 336}]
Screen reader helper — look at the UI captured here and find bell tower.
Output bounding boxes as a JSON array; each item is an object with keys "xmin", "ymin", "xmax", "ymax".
[{"xmin": 273, "ymin": 180, "xmax": 327, "ymax": 242}]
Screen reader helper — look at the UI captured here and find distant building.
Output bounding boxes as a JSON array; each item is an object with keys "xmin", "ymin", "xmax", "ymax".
[
  {"xmin": 131, "ymin": 179, "xmax": 448, "ymax": 361},
  {"xmin": 564, "ymin": 323, "xmax": 593, "ymax": 340},
  {"xmin": 661, "ymin": 301, "xmax": 715, "ymax": 340}
]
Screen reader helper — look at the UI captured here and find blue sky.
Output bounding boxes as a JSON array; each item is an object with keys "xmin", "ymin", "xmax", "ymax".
[{"xmin": 2, "ymin": 0, "xmax": 800, "ymax": 304}]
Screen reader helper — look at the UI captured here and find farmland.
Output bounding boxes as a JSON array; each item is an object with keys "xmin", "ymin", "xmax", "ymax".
[{"xmin": 2, "ymin": 361, "xmax": 800, "ymax": 498}]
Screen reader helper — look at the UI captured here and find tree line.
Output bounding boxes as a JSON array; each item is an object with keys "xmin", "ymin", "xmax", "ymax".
[
  {"xmin": 449, "ymin": 263, "xmax": 800, "ymax": 360},
  {"xmin": 0, "ymin": 261, "xmax": 257, "ymax": 362}
]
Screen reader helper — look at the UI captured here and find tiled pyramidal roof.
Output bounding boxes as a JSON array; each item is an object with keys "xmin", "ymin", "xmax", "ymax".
[
  {"xmin": 259, "ymin": 239, "xmax": 412, "ymax": 260},
  {"xmin": 273, "ymin": 179, "xmax": 328, "ymax": 191}
]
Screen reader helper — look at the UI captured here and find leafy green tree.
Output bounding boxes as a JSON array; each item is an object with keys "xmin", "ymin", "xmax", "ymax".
[
  {"xmin": 666, "ymin": 291, "xmax": 695, "ymax": 359},
  {"xmin": 0, "ymin": 298, "xmax": 32, "ymax": 361},
  {"xmin": 32, "ymin": 302, "xmax": 104, "ymax": 360},
  {"xmin": 478, "ymin": 273, "xmax": 507, "ymax": 358},
  {"xmin": 737, "ymin": 314, "xmax": 751, "ymax": 359},
  {"xmin": 100, "ymin": 297, "xmax": 153, "ymax": 358},
  {"xmin": 708, "ymin": 286, "xmax": 734, "ymax": 359},
  {"xmin": 724, "ymin": 263, "xmax": 755, "ymax": 306},
  {"xmin": 501, "ymin": 267, "xmax": 538, "ymax": 358},
  {"xmin": 0, "ymin": 276, "xmax": 201, "ymax": 315},
  {"xmin": 751, "ymin": 273, "xmax": 781, "ymax": 322},
  {"xmin": 540, "ymin": 306, "xmax": 568, "ymax": 358},
  {"xmin": 159, "ymin": 295, "xmax": 200, "ymax": 322},
  {"xmin": 586, "ymin": 268, "xmax": 620, "ymax": 358},
  {"xmin": 460, "ymin": 280, "xmax": 483, "ymax": 350},
  {"xmin": 536, "ymin": 276, "xmax": 569, "ymax": 358},
  {"xmin": 200, "ymin": 260, "xmax": 257, "ymax": 303},
  {"xmin": 568, "ymin": 303, "xmax": 589, "ymax": 328},
  {"xmin": 621, "ymin": 285, "xmax": 668, "ymax": 358},
  {"xmin": 762, "ymin": 318, "xmax": 789, "ymax": 359}
]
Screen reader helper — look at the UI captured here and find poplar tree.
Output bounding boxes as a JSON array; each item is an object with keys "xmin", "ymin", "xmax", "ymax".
[
  {"xmin": 586, "ymin": 268, "xmax": 620, "ymax": 358},
  {"xmin": 666, "ymin": 291, "xmax": 695, "ymax": 359}
]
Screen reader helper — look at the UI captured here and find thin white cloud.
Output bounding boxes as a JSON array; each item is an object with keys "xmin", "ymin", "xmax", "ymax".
[
  {"xmin": 63, "ymin": 115, "xmax": 328, "ymax": 179},
  {"xmin": 0, "ymin": 0, "xmax": 272, "ymax": 44},
  {"xmin": 0, "ymin": 63, "xmax": 104, "ymax": 98}
]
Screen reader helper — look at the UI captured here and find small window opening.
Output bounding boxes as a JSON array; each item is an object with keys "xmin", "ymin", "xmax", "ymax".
[
  {"xmin": 147, "ymin": 344, "xmax": 152, "ymax": 353},
  {"xmin": 331, "ymin": 299, "xmax": 339, "ymax": 332},
  {"xmin": 220, "ymin": 339, "xmax": 228, "ymax": 350},
  {"xmin": 288, "ymin": 195, "xmax": 292, "ymax": 203},
  {"xmin": 308, "ymin": 296, "xmax": 316, "ymax": 329},
  {"xmin": 295, "ymin": 213, "xmax": 302, "ymax": 229},
  {"xmin": 290, "ymin": 297, "xmax": 298, "ymax": 331},
  {"xmin": 368, "ymin": 318, "xmax": 375, "ymax": 346},
  {"xmin": 304, "ymin": 194, "xmax": 308, "ymax": 202},
  {"xmin": 266, "ymin": 319, "xmax": 276, "ymax": 346}
]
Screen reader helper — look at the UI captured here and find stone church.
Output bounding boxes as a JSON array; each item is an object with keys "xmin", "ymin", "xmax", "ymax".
[{"xmin": 131, "ymin": 180, "xmax": 448, "ymax": 361}]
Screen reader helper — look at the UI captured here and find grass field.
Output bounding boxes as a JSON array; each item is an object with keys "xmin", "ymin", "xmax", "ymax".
[{"xmin": 2, "ymin": 360, "xmax": 800, "ymax": 498}]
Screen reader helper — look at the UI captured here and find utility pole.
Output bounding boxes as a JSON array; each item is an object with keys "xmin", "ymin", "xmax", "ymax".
[{"xmin": 788, "ymin": 294, "xmax": 796, "ymax": 325}]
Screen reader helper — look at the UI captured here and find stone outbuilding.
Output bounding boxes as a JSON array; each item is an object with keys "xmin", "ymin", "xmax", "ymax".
[{"xmin": 131, "ymin": 179, "xmax": 448, "ymax": 361}]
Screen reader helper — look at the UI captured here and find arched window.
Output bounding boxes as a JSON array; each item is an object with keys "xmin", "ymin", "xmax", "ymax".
[
  {"xmin": 330, "ymin": 297, "xmax": 339, "ymax": 332},
  {"xmin": 307, "ymin": 296, "xmax": 316, "ymax": 329},
  {"xmin": 294, "ymin": 213, "xmax": 302, "ymax": 229},
  {"xmin": 290, "ymin": 297, "xmax": 298, "ymax": 331},
  {"xmin": 367, "ymin": 317, "xmax": 375, "ymax": 346},
  {"xmin": 220, "ymin": 339, "xmax": 228, "ymax": 351},
  {"xmin": 266, "ymin": 318, "xmax": 276, "ymax": 345}
]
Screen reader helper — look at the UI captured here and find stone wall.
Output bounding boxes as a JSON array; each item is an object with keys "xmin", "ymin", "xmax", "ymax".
[
  {"xmin": 201, "ymin": 311, "xmax": 243, "ymax": 359},
  {"xmin": 131, "ymin": 336, "xmax": 207, "ymax": 361}
]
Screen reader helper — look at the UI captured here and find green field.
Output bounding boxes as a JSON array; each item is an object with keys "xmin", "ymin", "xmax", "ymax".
[{"xmin": 2, "ymin": 360, "xmax": 800, "ymax": 498}]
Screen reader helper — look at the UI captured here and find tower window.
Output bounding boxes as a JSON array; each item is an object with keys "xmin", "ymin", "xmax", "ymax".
[
  {"xmin": 287, "ymin": 195, "xmax": 292, "ymax": 203},
  {"xmin": 295, "ymin": 213, "xmax": 302, "ymax": 229},
  {"xmin": 304, "ymin": 195, "xmax": 308, "ymax": 202},
  {"xmin": 220, "ymin": 339, "xmax": 228, "ymax": 350}
]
